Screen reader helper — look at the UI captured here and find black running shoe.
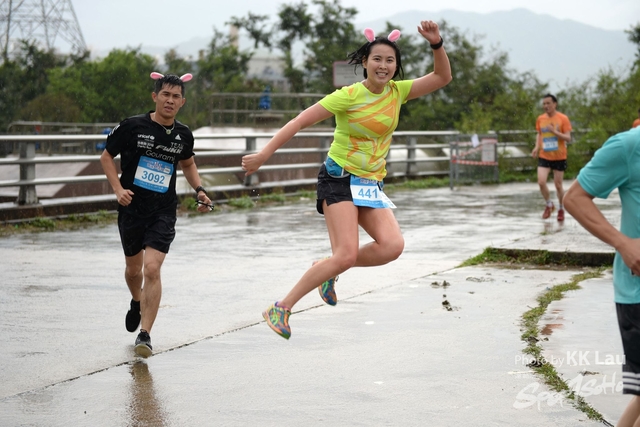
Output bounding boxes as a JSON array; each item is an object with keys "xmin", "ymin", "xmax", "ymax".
[
  {"xmin": 125, "ymin": 299, "xmax": 141, "ymax": 332},
  {"xmin": 134, "ymin": 330, "xmax": 152, "ymax": 358}
]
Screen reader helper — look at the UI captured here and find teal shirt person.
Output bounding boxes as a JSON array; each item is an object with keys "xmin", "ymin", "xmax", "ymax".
[{"xmin": 577, "ymin": 127, "xmax": 640, "ymax": 303}]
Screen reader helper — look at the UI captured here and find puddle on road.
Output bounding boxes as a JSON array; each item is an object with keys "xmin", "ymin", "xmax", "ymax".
[
  {"xmin": 127, "ymin": 361, "xmax": 169, "ymax": 426},
  {"xmin": 540, "ymin": 323, "xmax": 563, "ymax": 335},
  {"xmin": 430, "ymin": 280, "xmax": 450, "ymax": 289}
]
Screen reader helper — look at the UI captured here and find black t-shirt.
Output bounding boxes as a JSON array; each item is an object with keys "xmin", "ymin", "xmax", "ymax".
[{"xmin": 106, "ymin": 111, "xmax": 195, "ymax": 218}]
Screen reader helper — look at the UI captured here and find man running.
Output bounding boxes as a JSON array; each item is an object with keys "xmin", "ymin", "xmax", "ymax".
[
  {"xmin": 100, "ymin": 72, "xmax": 212, "ymax": 357},
  {"xmin": 531, "ymin": 93, "xmax": 572, "ymax": 221}
]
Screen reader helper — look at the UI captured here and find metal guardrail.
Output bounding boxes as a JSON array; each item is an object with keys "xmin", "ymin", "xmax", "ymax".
[{"xmin": 0, "ymin": 130, "xmax": 533, "ymax": 206}]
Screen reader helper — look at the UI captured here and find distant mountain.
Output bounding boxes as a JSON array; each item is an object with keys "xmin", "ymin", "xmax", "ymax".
[
  {"xmin": 360, "ymin": 8, "xmax": 635, "ymax": 90},
  {"xmin": 94, "ymin": 8, "xmax": 636, "ymax": 91}
]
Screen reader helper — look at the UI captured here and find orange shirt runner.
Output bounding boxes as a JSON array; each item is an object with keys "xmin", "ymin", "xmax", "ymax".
[{"xmin": 536, "ymin": 112, "xmax": 572, "ymax": 161}]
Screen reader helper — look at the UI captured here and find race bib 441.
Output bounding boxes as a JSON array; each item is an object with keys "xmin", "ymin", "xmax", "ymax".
[{"xmin": 350, "ymin": 176, "xmax": 396, "ymax": 209}]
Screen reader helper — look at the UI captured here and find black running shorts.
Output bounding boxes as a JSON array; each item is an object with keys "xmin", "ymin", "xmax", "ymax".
[
  {"xmin": 117, "ymin": 211, "xmax": 176, "ymax": 256},
  {"xmin": 616, "ymin": 303, "xmax": 640, "ymax": 395},
  {"xmin": 316, "ymin": 159, "xmax": 353, "ymax": 215},
  {"xmin": 538, "ymin": 158, "xmax": 567, "ymax": 171}
]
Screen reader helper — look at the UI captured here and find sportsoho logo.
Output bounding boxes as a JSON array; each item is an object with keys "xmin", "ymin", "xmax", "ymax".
[{"xmin": 512, "ymin": 351, "xmax": 625, "ymax": 410}]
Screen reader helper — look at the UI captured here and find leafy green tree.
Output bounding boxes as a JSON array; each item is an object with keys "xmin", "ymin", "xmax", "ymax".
[
  {"xmin": 19, "ymin": 93, "xmax": 82, "ymax": 122},
  {"xmin": 196, "ymin": 28, "xmax": 253, "ymax": 94},
  {"xmin": 163, "ymin": 49, "xmax": 200, "ymax": 125},
  {"xmin": 625, "ymin": 23, "xmax": 640, "ymax": 65},
  {"xmin": 555, "ymin": 22, "xmax": 640, "ymax": 174},
  {"xmin": 563, "ymin": 22, "xmax": 640, "ymax": 145},
  {"xmin": 0, "ymin": 40, "xmax": 68, "ymax": 130},
  {"xmin": 276, "ymin": 2, "xmax": 312, "ymax": 93},
  {"xmin": 397, "ymin": 22, "xmax": 541, "ymax": 131},
  {"xmin": 230, "ymin": 0, "xmax": 359, "ymax": 95},
  {"xmin": 190, "ymin": 28, "xmax": 258, "ymax": 126},
  {"xmin": 164, "ymin": 49, "xmax": 193, "ymax": 77},
  {"xmin": 0, "ymin": 60, "xmax": 25, "ymax": 130},
  {"xmin": 47, "ymin": 48, "xmax": 157, "ymax": 123},
  {"xmin": 302, "ymin": 0, "xmax": 359, "ymax": 94}
]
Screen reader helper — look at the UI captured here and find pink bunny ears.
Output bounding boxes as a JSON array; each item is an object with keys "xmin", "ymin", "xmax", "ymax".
[
  {"xmin": 150, "ymin": 72, "xmax": 193, "ymax": 82},
  {"xmin": 364, "ymin": 28, "xmax": 401, "ymax": 43}
]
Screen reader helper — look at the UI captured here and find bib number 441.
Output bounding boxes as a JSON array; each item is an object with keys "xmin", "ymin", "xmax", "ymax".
[{"xmin": 350, "ymin": 176, "xmax": 395, "ymax": 209}]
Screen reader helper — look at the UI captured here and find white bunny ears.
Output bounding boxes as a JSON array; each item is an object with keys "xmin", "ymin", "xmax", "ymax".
[
  {"xmin": 150, "ymin": 72, "xmax": 193, "ymax": 82},
  {"xmin": 364, "ymin": 28, "xmax": 401, "ymax": 43}
]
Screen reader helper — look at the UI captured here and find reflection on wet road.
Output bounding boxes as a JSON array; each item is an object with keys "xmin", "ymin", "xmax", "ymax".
[{"xmin": 0, "ymin": 182, "xmax": 622, "ymax": 426}]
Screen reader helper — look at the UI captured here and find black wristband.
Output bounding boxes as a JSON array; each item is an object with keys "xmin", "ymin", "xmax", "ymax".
[
  {"xmin": 195, "ymin": 185, "xmax": 207, "ymax": 196},
  {"xmin": 430, "ymin": 37, "xmax": 443, "ymax": 50}
]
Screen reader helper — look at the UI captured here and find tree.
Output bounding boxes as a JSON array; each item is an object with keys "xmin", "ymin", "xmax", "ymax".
[
  {"xmin": 562, "ymin": 21, "xmax": 640, "ymax": 144},
  {"xmin": 276, "ymin": 2, "xmax": 312, "ymax": 93},
  {"xmin": 302, "ymin": 0, "xmax": 359, "ymax": 94},
  {"xmin": 163, "ymin": 49, "xmax": 201, "ymax": 125},
  {"xmin": 0, "ymin": 60, "xmax": 25, "ymax": 130},
  {"xmin": 625, "ymin": 23, "xmax": 640, "ymax": 66},
  {"xmin": 396, "ymin": 21, "xmax": 545, "ymax": 132},
  {"xmin": 0, "ymin": 40, "xmax": 68, "ymax": 130},
  {"xmin": 19, "ymin": 93, "xmax": 81, "ymax": 122},
  {"xmin": 47, "ymin": 48, "xmax": 157, "ymax": 123},
  {"xmin": 230, "ymin": 0, "xmax": 359, "ymax": 95}
]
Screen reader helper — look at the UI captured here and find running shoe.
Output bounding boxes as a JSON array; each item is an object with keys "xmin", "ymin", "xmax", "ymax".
[
  {"xmin": 313, "ymin": 259, "xmax": 339, "ymax": 306},
  {"xmin": 542, "ymin": 204, "xmax": 555, "ymax": 219},
  {"xmin": 125, "ymin": 299, "xmax": 141, "ymax": 332},
  {"xmin": 134, "ymin": 330, "xmax": 153, "ymax": 358},
  {"xmin": 262, "ymin": 303, "xmax": 291, "ymax": 339},
  {"xmin": 557, "ymin": 209, "xmax": 565, "ymax": 222},
  {"xmin": 318, "ymin": 275, "xmax": 338, "ymax": 306}
]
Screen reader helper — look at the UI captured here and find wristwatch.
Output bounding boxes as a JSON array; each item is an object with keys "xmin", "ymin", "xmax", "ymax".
[{"xmin": 195, "ymin": 185, "xmax": 207, "ymax": 196}]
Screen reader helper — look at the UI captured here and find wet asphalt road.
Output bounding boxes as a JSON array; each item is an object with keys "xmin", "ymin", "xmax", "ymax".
[{"xmin": 0, "ymin": 182, "xmax": 626, "ymax": 426}]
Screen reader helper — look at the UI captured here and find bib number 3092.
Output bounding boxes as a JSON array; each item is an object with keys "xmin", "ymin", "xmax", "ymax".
[
  {"xmin": 134, "ymin": 156, "xmax": 173, "ymax": 193},
  {"xmin": 350, "ymin": 176, "xmax": 396, "ymax": 209}
]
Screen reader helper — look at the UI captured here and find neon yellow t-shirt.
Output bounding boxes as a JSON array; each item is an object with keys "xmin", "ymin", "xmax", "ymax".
[{"xmin": 319, "ymin": 80, "xmax": 413, "ymax": 181}]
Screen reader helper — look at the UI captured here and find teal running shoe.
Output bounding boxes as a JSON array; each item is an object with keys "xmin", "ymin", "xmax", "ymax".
[
  {"xmin": 263, "ymin": 303, "xmax": 291, "ymax": 339},
  {"xmin": 318, "ymin": 275, "xmax": 338, "ymax": 306},
  {"xmin": 313, "ymin": 259, "xmax": 339, "ymax": 306}
]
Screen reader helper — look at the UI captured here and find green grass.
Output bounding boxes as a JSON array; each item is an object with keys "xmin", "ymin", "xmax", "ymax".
[
  {"xmin": 227, "ymin": 195, "xmax": 255, "ymax": 209},
  {"xmin": 458, "ymin": 247, "xmax": 559, "ymax": 267},
  {"xmin": 385, "ymin": 177, "xmax": 451, "ymax": 192},
  {"xmin": 459, "ymin": 247, "xmax": 613, "ymax": 268},
  {"xmin": 519, "ymin": 269, "xmax": 608, "ymax": 421},
  {"xmin": 460, "ymin": 245, "xmax": 611, "ymax": 422},
  {"xmin": 0, "ymin": 210, "xmax": 117, "ymax": 236},
  {"xmin": 257, "ymin": 192, "xmax": 287, "ymax": 204}
]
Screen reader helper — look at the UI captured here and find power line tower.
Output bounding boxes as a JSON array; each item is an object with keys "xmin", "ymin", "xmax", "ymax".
[{"xmin": 0, "ymin": 0, "xmax": 86, "ymax": 60}]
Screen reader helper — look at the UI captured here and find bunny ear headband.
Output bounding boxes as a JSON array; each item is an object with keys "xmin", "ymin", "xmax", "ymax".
[
  {"xmin": 150, "ymin": 72, "xmax": 193, "ymax": 82},
  {"xmin": 364, "ymin": 28, "xmax": 401, "ymax": 43}
]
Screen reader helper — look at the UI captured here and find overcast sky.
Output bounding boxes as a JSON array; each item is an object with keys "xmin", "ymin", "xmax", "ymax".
[{"xmin": 70, "ymin": 0, "xmax": 639, "ymax": 52}]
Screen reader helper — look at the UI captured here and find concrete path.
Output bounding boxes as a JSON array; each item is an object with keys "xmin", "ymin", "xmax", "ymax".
[{"xmin": 0, "ymin": 182, "xmax": 624, "ymax": 426}]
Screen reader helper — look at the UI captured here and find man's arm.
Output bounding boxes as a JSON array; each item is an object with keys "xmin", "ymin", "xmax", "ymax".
[
  {"xmin": 564, "ymin": 180, "xmax": 640, "ymax": 274},
  {"xmin": 551, "ymin": 127, "xmax": 572, "ymax": 144},
  {"xmin": 531, "ymin": 132, "xmax": 541, "ymax": 157},
  {"xmin": 179, "ymin": 156, "xmax": 212, "ymax": 212},
  {"xmin": 99, "ymin": 150, "xmax": 133, "ymax": 206}
]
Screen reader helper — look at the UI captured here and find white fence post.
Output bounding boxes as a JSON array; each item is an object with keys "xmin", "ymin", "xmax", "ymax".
[{"xmin": 17, "ymin": 142, "xmax": 38, "ymax": 205}]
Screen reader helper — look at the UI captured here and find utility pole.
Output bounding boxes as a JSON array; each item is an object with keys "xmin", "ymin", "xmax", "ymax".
[{"xmin": 0, "ymin": 0, "xmax": 86, "ymax": 61}]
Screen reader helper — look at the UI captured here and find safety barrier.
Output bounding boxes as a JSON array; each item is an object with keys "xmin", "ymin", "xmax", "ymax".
[{"xmin": 0, "ymin": 130, "xmax": 534, "ymax": 218}]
